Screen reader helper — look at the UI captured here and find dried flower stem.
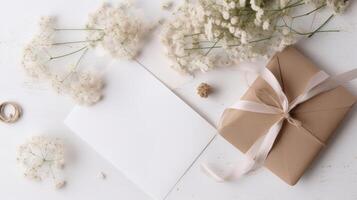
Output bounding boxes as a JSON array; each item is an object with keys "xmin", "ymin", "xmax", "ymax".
[
  {"xmin": 248, "ymin": 36, "xmax": 274, "ymax": 43},
  {"xmin": 61, "ymin": 47, "xmax": 89, "ymax": 82},
  {"xmin": 184, "ymin": 28, "xmax": 337, "ymax": 52},
  {"xmin": 204, "ymin": 39, "xmax": 220, "ymax": 56},
  {"xmin": 184, "ymin": 33, "xmax": 203, "ymax": 37},
  {"xmin": 54, "ymin": 28, "xmax": 103, "ymax": 31},
  {"xmin": 52, "ymin": 39, "xmax": 101, "ymax": 46},
  {"xmin": 280, "ymin": 23, "xmax": 339, "ymax": 35},
  {"xmin": 185, "ymin": 37, "xmax": 272, "ymax": 51},
  {"xmin": 292, "ymin": 28, "xmax": 339, "ymax": 35},
  {"xmin": 292, "ymin": 4, "xmax": 327, "ymax": 18},
  {"xmin": 308, "ymin": 14, "xmax": 334, "ymax": 38},
  {"xmin": 50, "ymin": 46, "xmax": 88, "ymax": 60},
  {"xmin": 281, "ymin": 15, "xmax": 338, "ymax": 36},
  {"xmin": 192, "ymin": 41, "xmax": 215, "ymax": 45}
]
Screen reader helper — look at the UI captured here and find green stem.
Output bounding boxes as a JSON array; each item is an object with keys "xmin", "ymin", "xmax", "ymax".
[
  {"xmin": 192, "ymin": 41, "xmax": 215, "ymax": 45},
  {"xmin": 248, "ymin": 37, "xmax": 273, "ymax": 43},
  {"xmin": 61, "ymin": 48, "xmax": 89, "ymax": 82},
  {"xmin": 204, "ymin": 39, "xmax": 220, "ymax": 56},
  {"xmin": 287, "ymin": 2, "xmax": 305, "ymax": 9},
  {"xmin": 184, "ymin": 33, "xmax": 203, "ymax": 37},
  {"xmin": 280, "ymin": 24, "xmax": 339, "ymax": 35},
  {"xmin": 308, "ymin": 14, "xmax": 334, "ymax": 38},
  {"xmin": 185, "ymin": 37, "xmax": 272, "ymax": 51},
  {"xmin": 54, "ymin": 28, "xmax": 103, "ymax": 31},
  {"xmin": 313, "ymin": 30, "xmax": 340, "ymax": 33},
  {"xmin": 74, "ymin": 48, "xmax": 88, "ymax": 69},
  {"xmin": 292, "ymin": 4, "xmax": 326, "ymax": 19},
  {"xmin": 185, "ymin": 46, "xmax": 222, "ymax": 50},
  {"xmin": 50, "ymin": 46, "xmax": 88, "ymax": 60},
  {"xmin": 281, "ymin": 16, "xmax": 338, "ymax": 36},
  {"xmin": 52, "ymin": 39, "xmax": 100, "ymax": 46},
  {"xmin": 184, "ymin": 27, "xmax": 338, "ymax": 52}
]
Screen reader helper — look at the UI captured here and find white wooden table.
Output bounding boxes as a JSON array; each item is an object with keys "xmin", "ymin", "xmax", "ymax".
[{"xmin": 0, "ymin": 0, "xmax": 357, "ymax": 199}]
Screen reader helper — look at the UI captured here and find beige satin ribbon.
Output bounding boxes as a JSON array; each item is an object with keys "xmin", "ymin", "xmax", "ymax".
[
  {"xmin": 202, "ymin": 65, "xmax": 357, "ymax": 182},
  {"xmin": 0, "ymin": 102, "xmax": 22, "ymax": 123},
  {"xmin": 253, "ymin": 88, "xmax": 323, "ymax": 145}
]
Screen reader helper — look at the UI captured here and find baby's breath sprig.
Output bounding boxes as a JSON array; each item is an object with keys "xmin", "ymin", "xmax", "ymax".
[
  {"xmin": 22, "ymin": 1, "xmax": 149, "ymax": 105},
  {"xmin": 22, "ymin": 16, "xmax": 104, "ymax": 106},
  {"xmin": 17, "ymin": 136, "xmax": 66, "ymax": 189},
  {"xmin": 161, "ymin": 0, "xmax": 350, "ymax": 74},
  {"xmin": 49, "ymin": 45, "xmax": 89, "ymax": 61}
]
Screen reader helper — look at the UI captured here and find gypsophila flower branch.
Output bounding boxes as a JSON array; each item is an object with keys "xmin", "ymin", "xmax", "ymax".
[
  {"xmin": 22, "ymin": 2, "xmax": 149, "ymax": 105},
  {"xmin": 17, "ymin": 136, "xmax": 66, "ymax": 189},
  {"xmin": 161, "ymin": 0, "xmax": 350, "ymax": 74},
  {"xmin": 86, "ymin": 2, "xmax": 149, "ymax": 59},
  {"xmin": 22, "ymin": 17, "xmax": 104, "ymax": 106}
]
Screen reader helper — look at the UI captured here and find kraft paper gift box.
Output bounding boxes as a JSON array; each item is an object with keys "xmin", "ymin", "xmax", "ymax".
[{"xmin": 219, "ymin": 46, "xmax": 357, "ymax": 185}]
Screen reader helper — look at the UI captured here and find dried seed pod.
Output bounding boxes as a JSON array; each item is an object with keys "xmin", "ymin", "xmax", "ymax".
[{"xmin": 197, "ymin": 83, "xmax": 212, "ymax": 98}]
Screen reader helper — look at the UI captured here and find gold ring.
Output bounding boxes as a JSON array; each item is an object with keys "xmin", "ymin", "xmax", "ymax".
[{"xmin": 0, "ymin": 102, "xmax": 22, "ymax": 123}]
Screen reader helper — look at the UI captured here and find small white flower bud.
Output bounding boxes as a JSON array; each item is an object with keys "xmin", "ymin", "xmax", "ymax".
[
  {"xmin": 239, "ymin": 0, "xmax": 246, "ymax": 7},
  {"xmin": 229, "ymin": 26, "xmax": 236, "ymax": 34},
  {"xmin": 234, "ymin": 29, "xmax": 241, "ymax": 37},
  {"xmin": 262, "ymin": 20, "xmax": 270, "ymax": 30},
  {"xmin": 222, "ymin": 11, "xmax": 230, "ymax": 20},
  {"xmin": 214, "ymin": 30, "xmax": 221, "ymax": 37},
  {"xmin": 229, "ymin": 2, "xmax": 236, "ymax": 9},
  {"xmin": 215, "ymin": 19, "xmax": 221, "ymax": 25},
  {"xmin": 230, "ymin": 16, "xmax": 238, "ymax": 25},
  {"xmin": 282, "ymin": 27, "xmax": 290, "ymax": 35}
]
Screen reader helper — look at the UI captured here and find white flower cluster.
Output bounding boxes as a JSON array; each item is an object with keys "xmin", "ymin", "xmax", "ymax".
[
  {"xmin": 23, "ymin": 2, "xmax": 149, "ymax": 105},
  {"xmin": 17, "ymin": 136, "xmax": 66, "ymax": 189},
  {"xmin": 87, "ymin": 2, "xmax": 149, "ymax": 59},
  {"xmin": 22, "ymin": 17, "xmax": 55, "ymax": 79},
  {"xmin": 23, "ymin": 17, "xmax": 104, "ymax": 106},
  {"xmin": 161, "ymin": 1, "xmax": 218, "ymax": 73},
  {"xmin": 69, "ymin": 71, "xmax": 104, "ymax": 106},
  {"xmin": 161, "ymin": 0, "xmax": 349, "ymax": 74}
]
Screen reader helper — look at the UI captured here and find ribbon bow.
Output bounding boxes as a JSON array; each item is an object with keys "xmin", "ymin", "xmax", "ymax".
[{"xmin": 202, "ymin": 64, "xmax": 357, "ymax": 182}]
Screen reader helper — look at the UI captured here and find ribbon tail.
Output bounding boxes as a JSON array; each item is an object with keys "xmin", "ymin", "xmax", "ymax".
[
  {"xmin": 200, "ymin": 163, "xmax": 227, "ymax": 182},
  {"xmin": 202, "ymin": 119, "xmax": 284, "ymax": 182},
  {"xmin": 252, "ymin": 119, "xmax": 284, "ymax": 164},
  {"xmin": 201, "ymin": 135, "xmax": 266, "ymax": 181},
  {"xmin": 200, "ymin": 155, "xmax": 257, "ymax": 182}
]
